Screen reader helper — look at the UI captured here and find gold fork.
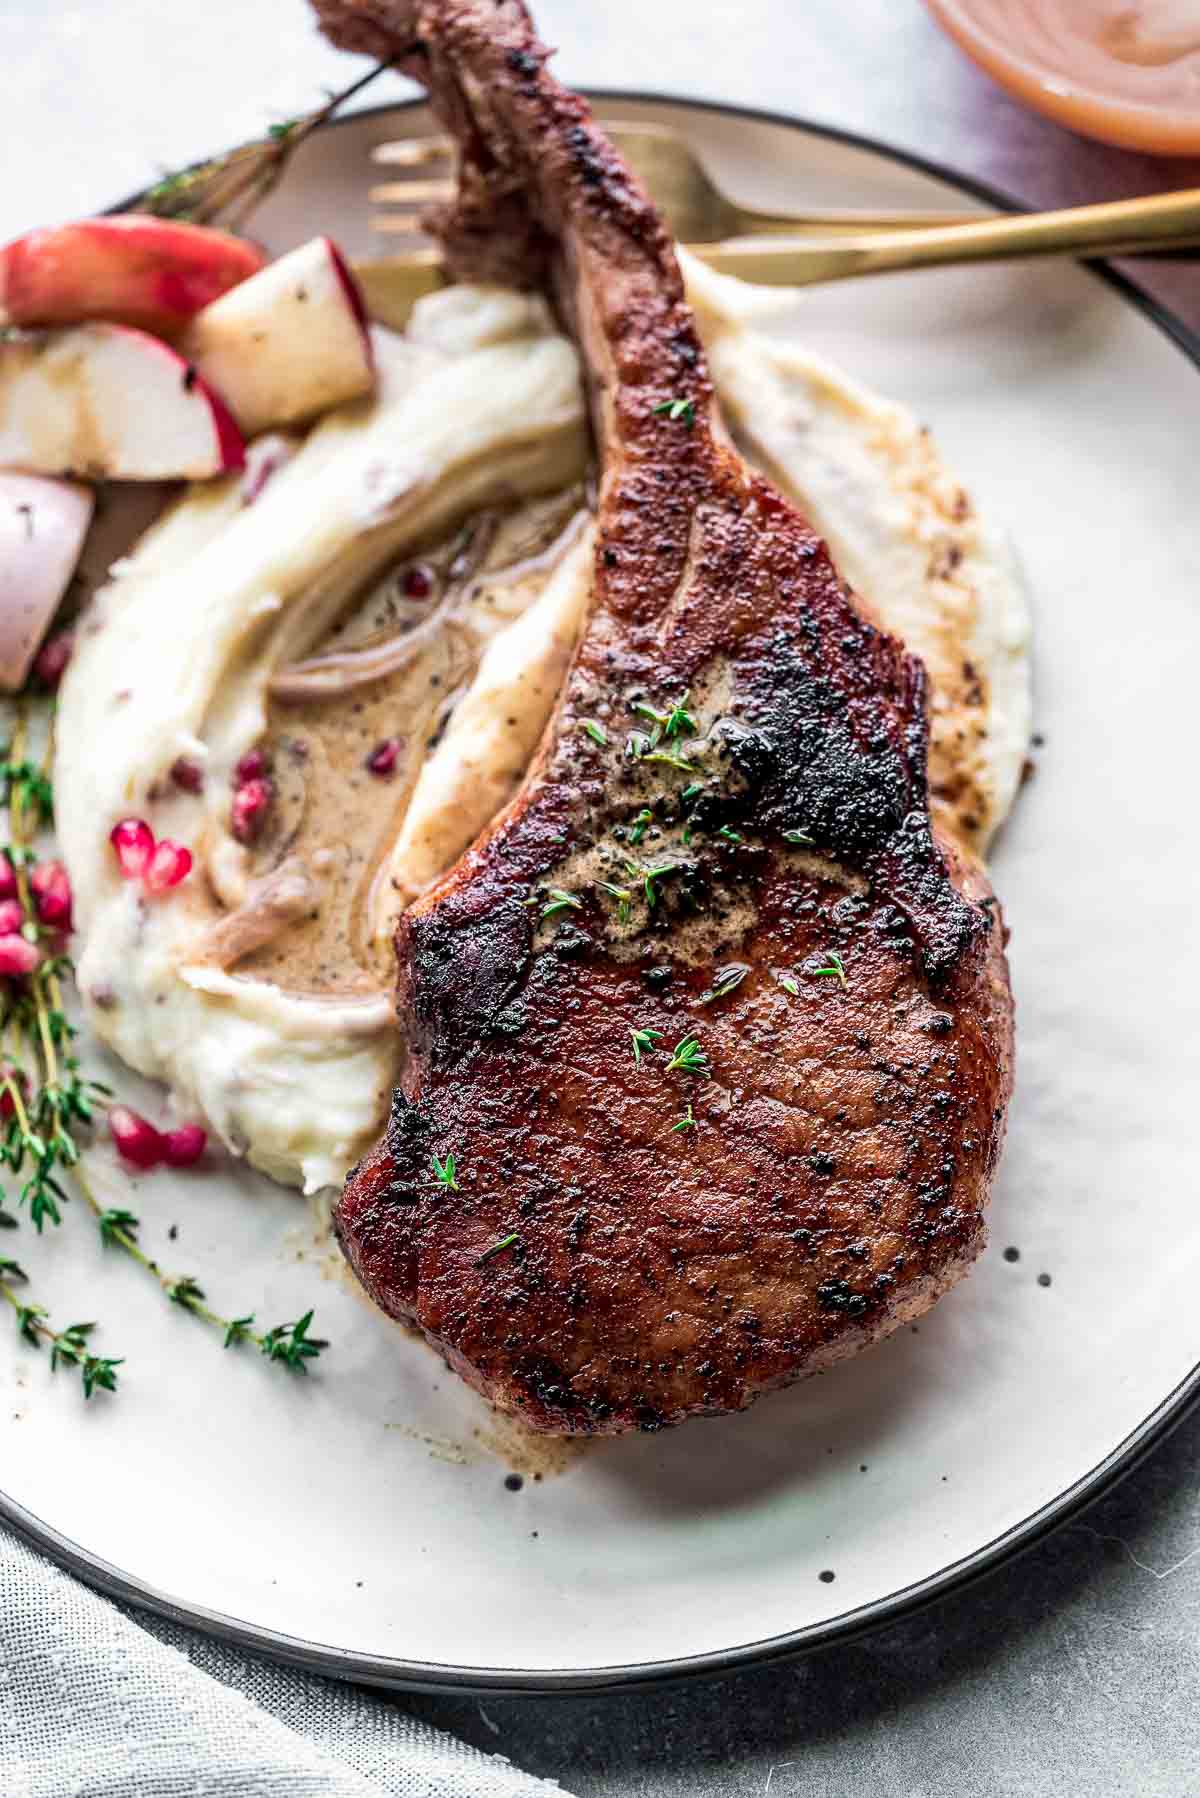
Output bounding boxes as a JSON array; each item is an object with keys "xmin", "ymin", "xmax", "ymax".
[
  {"xmin": 361, "ymin": 119, "xmax": 981, "ymax": 325},
  {"xmin": 369, "ymin": 121, "xmax": 981, "ymax": 242},
  {"xmin": 356, "ymin": 168, "xmax": 1200, "ymax": 332}
]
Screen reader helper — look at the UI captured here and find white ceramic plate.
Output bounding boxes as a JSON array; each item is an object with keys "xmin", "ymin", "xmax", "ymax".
[{"xmin": 3, "ymin": 95, "xmax": 1199, "ymax": 1695}]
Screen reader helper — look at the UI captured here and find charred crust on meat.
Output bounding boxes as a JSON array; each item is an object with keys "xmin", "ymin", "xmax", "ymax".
[{"xmin": 402, "ymin": 899, "xmax": 531, "ymax": 1063}]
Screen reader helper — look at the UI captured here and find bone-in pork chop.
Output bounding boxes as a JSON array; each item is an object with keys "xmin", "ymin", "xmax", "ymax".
[{"xmin": 314, "ymin": 0, "xmax": 1015, "ymax": 1434}]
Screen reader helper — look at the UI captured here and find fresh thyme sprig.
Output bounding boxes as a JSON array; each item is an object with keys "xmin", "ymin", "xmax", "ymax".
[
  {"xmin": 138, "ymin": 63, "xmax": 393, "ymax": 231},
  {"xmin": 629, "ymin": 1026, "xmax": 663, "ymax": 1068},
  {"xmin": 1, "ymin": 720, "xmax": 108, "ymax": 1232},
  {"xmin": 670, "ymin": 1104, "xmax": 697, "ymax": 1134},
  {"xmin": 0, "ymin": 1260, "xmax": 121, "ymax": 1399},
  {"xmin": 1, "ymin": 706, "xmax": 330, "ymax": 1390},
  {"xmin": 91, "ymin": 1196, "xmax": 328, "ymax": 1373}
]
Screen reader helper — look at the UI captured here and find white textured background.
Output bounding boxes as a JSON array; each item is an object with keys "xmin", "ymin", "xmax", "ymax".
[{"xmin": 3, "ymin": 3, "xmax": 1200, "ymax": 1795}]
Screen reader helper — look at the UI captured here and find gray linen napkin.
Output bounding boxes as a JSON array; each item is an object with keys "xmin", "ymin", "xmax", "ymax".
[{"xmin": 0, "ymin": 1525, "xmax": 568, "ymax": 1798}]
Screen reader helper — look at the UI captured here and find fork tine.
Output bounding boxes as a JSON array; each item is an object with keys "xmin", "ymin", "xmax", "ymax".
[
  {"xmin": 369, "ymin": 180, "xmax": 458, "ymax": 205},
  {"xmin": 372, "ymin": 215, "xmax": 442, "ymax": 236},
  {"xmin": 372, "ymin": 136, "xmax": 455, "ymax": 166}
]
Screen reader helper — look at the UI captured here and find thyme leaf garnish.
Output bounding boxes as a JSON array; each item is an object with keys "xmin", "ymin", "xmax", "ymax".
[
  {"xmin": 597, "ymin": 881, "xmax": 633, "ymax": 925},
  {"xmin": 431, "ymin": 1152, "xmax": 459, "ymax": 1193},
  {"xmin": 641, "ymin": 748, "xmax": 696, "ymax": 775},
  {"xmin": 784, "ymin": 828, "xmax": 814, "ymax": 846},
  {"xmin": 627, "ymin": 808, "xmax": 654, "ymax": 846},
  {"xmin": 652, "ymin": 397, "xmax": 696, "ymax": 426},
  {"xmin": 670, "ymin": 1104, "xmax": 697, "ymax": 1133},
  {"xmin": 477, "ymin": 1232, "xmax": 520, "ymax": 1266},
  {"xmin": 258, "ymin": 1310, "xmax": 328, "ymax": 1372},
  {"xmin": 581, "ymin": 719, "xmax": 608, "ymax": 748},
  {"xmin": 665, "ymin": 1035, "xmax": 710, "ymax": 1078},
  {"xmin": 779, "ymin": 975, "xmax": 800, "ymax": 997},
  {"xmin": 632, "ymin": 693, "xmax": 696, "ymax": 740},
  {"xmin": 623, "ymin": 860, "xmax": 680, "ymax": 909},
  {"xmin": 811, "ymin": 951, "xmax": 848, "ymax": 988},
  {"xmin": 541, "ymin": 887, "xmax": 582, "ymax": 919},
  {"xmin": 630, "ymin": 1026, "xmax": 663, "ymax": 1067}
]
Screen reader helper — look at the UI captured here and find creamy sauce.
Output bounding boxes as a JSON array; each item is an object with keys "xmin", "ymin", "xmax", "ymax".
[
  {"xmin": 57, "ymin": 275, "xmax": 1030, "ymax": 1193},
  {"xmin": 243, "ymin": 488, "xmax": 587, "ymax": 996}
]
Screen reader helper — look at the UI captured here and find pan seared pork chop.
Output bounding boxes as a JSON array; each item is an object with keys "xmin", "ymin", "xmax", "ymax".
[{"xmin": 314, "ymin": 0, "xmax": 1015, "ymax": 1434}]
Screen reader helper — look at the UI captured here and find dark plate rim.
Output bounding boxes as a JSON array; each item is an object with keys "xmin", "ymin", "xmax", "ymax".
[{"xmin": 4, "ymin": 88, "xmax": 1198, "ymax": 1698}]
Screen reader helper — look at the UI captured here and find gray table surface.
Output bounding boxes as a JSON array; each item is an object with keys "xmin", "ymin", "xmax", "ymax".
[{"xmin": 4, "ymin": 2, "xmax": 1199, "ymax": 1793}]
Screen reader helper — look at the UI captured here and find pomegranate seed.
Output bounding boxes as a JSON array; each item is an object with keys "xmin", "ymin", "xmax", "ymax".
[
  {"xmin": 170, "ymin": 756, "xmax": 205, "ymax": 794},
  {"xmin": 0, "ymin": 900, "xmax": 23, "ymax": 937},
  {"xmin": 365, "ymin": 737, "xmax": 402, "ymax": 778},
  {"xmin": 0, "ymin": 935, "xmax": 40, "ymax": 977},
  {"xmin": 231, "ymin": 777, "xmax": 273, "ymax": 844},
  {"xmin": 162, "ymin": 1123, "xmax": 207, "ymax": 1168},
  {"xmin": 0, "ymin": 1065, "xmax": 28, "ymax": 1118},
  {"xmin": 402, "ymin": 563, "xmax": 434, "ymax": 599},
  {"xmin": 144, "ymin": 839, "xmax": 193, "ymax": 894},
  {"xmin": 33, "ymin": 629, "xmax": 74, "ymax": 689},
  {"xmin": 111, "ymin": 818, "xmax": 154, "ymax": 878},
  {"xmin": 29, "ymin": 860, "xmax": 73, "ymax": 931},
  {"xmin": 0, "ymin": 855, "xmax": 16, "ymax": 902},
  {"xmin": 109, "ymin": 1105, "xmax": 164, "ymax": 1170},
  {"xmin": 234, "ymin": 748, "xmax": 271, "ymax": 785}
]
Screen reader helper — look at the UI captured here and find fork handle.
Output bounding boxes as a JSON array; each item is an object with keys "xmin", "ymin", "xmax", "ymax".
[
  {"xmin": 694, "ymin": 187, "xmax": 1200, "ymax": 285},
  {"xmin": 727, "ymin": 201, "xmax": 983, "ymax": 235}
]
